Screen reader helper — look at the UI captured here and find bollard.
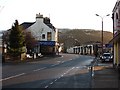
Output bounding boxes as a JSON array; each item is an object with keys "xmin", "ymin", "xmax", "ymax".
[{"xmin": 90, "ymin": 66, "xmax": 94, "ymax": 77}]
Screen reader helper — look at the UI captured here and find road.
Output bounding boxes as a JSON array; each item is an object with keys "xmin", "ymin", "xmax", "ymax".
[{"xmin": 2, "ymin": 53, "xmax": 94, "ymax": 88}]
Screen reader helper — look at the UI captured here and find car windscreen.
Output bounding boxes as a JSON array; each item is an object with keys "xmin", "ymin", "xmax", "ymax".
[{"xmin": 103, "ymin": 54, "xmax": 111, "ymax": 56}]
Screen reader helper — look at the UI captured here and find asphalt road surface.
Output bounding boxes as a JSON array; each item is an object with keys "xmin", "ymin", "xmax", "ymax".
[{"xmin": 2, "ymin": 53, "xmax": 94, "ymax": 88}]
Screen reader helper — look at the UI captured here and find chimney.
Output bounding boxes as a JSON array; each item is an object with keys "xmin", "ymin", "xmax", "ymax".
[{"xmin": 36, "ymin": 13, "xmax": 43, "ymax": 22}]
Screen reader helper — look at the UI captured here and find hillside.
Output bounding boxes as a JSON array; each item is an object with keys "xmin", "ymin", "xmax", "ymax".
[{"xmin": 58, "ymin": 29, "xmax": 113, "ymax": 48}]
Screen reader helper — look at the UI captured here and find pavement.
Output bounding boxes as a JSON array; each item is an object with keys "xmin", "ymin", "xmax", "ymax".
[
  {"xmin": 91, "ymin": 62, "xmax": 120, "ymax": 89},
  {"xmin": 3, "ymin": 54, "xmax": 62, "ymax": 64}
]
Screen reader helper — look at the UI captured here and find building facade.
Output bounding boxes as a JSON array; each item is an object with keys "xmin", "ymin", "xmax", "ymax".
[
  {"xmin": 66, "ymin": 44, "xmax": 94, "ymax": 55},
  {"xmin": 111, "ymin": 0, "xmax": 120, "ymax": 69},
  {"xmin": 21, "ymin": 13, "xmax": 58, "ymax": 55}
]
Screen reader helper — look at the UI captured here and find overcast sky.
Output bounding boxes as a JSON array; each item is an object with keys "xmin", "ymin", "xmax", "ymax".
[{"xmin": 0, "ymin": 0, "xmax": 117, "ymax": 32}]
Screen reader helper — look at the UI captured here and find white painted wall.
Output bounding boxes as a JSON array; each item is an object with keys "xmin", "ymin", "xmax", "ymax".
[
  {"xmin": 26, "ymin": 14, "xmax": 57, "ymax": 42},
  {"xmin": 67, "ymin": 47, "xmax": 74, "ymax": 53}
]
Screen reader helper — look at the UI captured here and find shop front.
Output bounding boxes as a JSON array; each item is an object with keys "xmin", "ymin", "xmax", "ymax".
[{"xmin": 39, "ymin": 41, "xmax": 56, "ymax": 55}]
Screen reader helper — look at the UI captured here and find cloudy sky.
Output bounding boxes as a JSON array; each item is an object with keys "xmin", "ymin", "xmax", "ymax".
[{"xmin": 0, "ymin": 0, "xmax": 117, "ymax": 32}]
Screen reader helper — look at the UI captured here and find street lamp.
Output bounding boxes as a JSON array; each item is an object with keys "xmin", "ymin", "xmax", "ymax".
[{"xmin": 95, "ymin": 14, "xmax": 110, "ymax": 54}]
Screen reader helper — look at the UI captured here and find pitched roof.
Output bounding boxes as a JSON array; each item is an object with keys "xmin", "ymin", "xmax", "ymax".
[
  {"xmin": 43, "ymin": 17, "xmax": 55, "ymax": 31},
  {"xmin": 20, "ymin": 22, "xmax": 35, "ymax": 30},
  {"xmin": 20, "ymin": 17, "xmax": 56, "ymax": 31}
]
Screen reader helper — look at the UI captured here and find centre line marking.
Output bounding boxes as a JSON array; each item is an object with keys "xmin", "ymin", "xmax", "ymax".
[
  {"xmin": 33, "ymin": 67, "xmax": 46, "ymax": 72},
  {"xmin": 50, "ymin": 82, "xmax": 53, "ymax": 85},
  {"xmin": 52, "ymin": 64, "xmax": 58, "ymax": 67},
  {"xmin": 45, "ymin": 85, "xmax": 49, "ymax": 88}
]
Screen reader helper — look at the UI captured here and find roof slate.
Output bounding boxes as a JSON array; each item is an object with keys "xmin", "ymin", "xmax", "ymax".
[{"xmin": 20, "ymin": 22, "xmax": 35, "ymax": 30}]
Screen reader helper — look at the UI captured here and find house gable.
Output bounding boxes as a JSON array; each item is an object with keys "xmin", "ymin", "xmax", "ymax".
[{"xmin": 23, "ymin": 13, "xmax": 57, "ymax": 41}]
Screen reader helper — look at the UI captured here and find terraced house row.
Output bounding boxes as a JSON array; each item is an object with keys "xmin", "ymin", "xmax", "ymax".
[{"xmin": 111, "ymin": 0, "xmax": 120, "ymax": 70}]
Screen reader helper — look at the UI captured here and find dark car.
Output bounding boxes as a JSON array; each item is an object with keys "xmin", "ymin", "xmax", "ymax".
[{"xmin": 101, "ymin": 53, "xmax": 113, "ymax": 62}]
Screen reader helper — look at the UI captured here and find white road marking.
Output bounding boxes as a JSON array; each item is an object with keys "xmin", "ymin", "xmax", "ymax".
[
  {"xmin": 33, "ymin": 67, "xmax": 46, "ymax": 72},
  {"xmin": 45, "ymin": 85, "xmax": 49, "ymax": 88},
  {"xmin": 1, "ymin": 73, "xmax": 25, "ymax": 81},
  {"xmin": 58, "ymin": 77, "xmax": 61, "ymax": 79},
  {"xmin": 50, "ymin": 82, "xmax": 53, "ymax": 85},
  {"xmin": 69, "ymin": 59, "xmax": 73, "ymax": 60},
  {"xmin": 64, "ymin": 73, "xmax": 66, "ymax": 75},
  {"xmin": 33, "ymin": 69, "xmax": 41, "ymax": 71},
  {"xmin": 51, "ymin": 64, "xmax": 58, "ymax": 67},
  {"xmin": 45, "ymin": 66, "xmax": 76, "ymax": 88},
  {"xmin": 61, "ymin": 75, "xmax": 64, "ymax": 77},
  {"xmin": 54, "ymin": 79, "xmax": 58, "ymax": 82},
  {"xmin": 72, "ymin": 67, "xmax": 75, "ymax": 69}
]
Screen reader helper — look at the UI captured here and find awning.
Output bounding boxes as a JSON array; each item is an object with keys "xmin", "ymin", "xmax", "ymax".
[{"xmin": 109, "ymin": 33, "xmax": 120, "ymax": 44}]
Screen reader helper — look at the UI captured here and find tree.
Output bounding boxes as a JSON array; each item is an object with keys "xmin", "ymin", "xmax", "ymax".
[
  {"xmin": 8, "ymin": 20, "xmax": 26, "ymax": 57},
  {"xmin": 25, "ymin": 31, "xmax": 37, "ymax": 53}
]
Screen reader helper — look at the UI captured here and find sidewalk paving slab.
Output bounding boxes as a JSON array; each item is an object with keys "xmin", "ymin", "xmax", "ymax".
[{"xmin": 91, "ymin": 63, "xmax": 119, "ymax": 89}]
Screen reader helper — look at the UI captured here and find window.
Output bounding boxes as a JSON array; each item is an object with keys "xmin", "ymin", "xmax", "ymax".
[
  {"xmin": 118, "ymin": 9, "xmax": 120, "ymax": 20},
  {"xmin": 47, "ymin": 32, "xmax": 52, "ymax": 41},
  {"xmin": 42, "ymin": 34, "xmax": 45, "ymax": 39},
  {"xmin": 116, "ymin": 13, "xmax": 118, "ymax": 19}
]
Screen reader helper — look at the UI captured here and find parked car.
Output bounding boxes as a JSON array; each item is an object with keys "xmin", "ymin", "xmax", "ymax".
[{"xmin": 101, "ymin": 53, "xmax": 113, "ymax": 62}]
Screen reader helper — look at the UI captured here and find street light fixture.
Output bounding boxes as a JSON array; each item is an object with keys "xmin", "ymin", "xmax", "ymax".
[{"xmin": 95, "ymin": 14, "xmax": 110, "ymax": 55}]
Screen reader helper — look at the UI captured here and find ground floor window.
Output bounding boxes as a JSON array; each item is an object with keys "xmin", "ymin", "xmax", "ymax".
[{"xmin": 40, "ymin": 45, "xmax": 55, "ymax": 55}]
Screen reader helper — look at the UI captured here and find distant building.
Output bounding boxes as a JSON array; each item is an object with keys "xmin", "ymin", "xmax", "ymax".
[
  {"xmin": 21, "ymin": 13, "xmax": 58, "ymax": 55},
  {"xmin": 66, "ymin": 44, "xmax": 94, "ymax": 55},
  {"xmin": 110, "ymin": 0, "xmax": 120, "ymax": 69}
]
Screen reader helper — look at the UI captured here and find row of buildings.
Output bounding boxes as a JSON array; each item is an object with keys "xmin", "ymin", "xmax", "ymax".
[
  {"xmin": 111, "ymin": 0, "xmax": 120, "ymax": 69},
  {"xmin": 66, "ymin": 43, "xmax": 112, "ymax": 56}
]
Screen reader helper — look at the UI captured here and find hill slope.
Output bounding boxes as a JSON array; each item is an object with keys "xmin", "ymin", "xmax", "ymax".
[{"xmin": 58, "ymin": 29, "xmax": 113, "ymax": 48}]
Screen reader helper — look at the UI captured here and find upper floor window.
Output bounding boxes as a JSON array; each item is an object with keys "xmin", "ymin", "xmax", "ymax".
[
  {"xmin": 116, "ymin": 13, "xmax": 118, "ymax": 20},
  {"xmin": 118, "ymin": 9, "xmax": 120, "ymax": 20},
  {"xmin": 42, "ymin": 34, "xmax": 45, "ymax": 39},
  {"xmin": 47, "ymin": 32, "xmax": 52, "ymax": 41}
]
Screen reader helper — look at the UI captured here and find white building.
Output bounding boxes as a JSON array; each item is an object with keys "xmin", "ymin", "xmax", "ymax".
[{"xmin": 21, "ymin": 13, "xmax": 58, "ymax": 55}]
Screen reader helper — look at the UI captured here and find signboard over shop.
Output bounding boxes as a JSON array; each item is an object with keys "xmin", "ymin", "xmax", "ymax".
[{"xmin": 38, "ymin": 41, "xmax": 55, "ymax": 46}]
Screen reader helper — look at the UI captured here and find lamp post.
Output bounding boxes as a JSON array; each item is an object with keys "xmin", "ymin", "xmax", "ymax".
[{"xmin": 95, "ymin": 14, "xmax": 110, "ymax": 54}]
